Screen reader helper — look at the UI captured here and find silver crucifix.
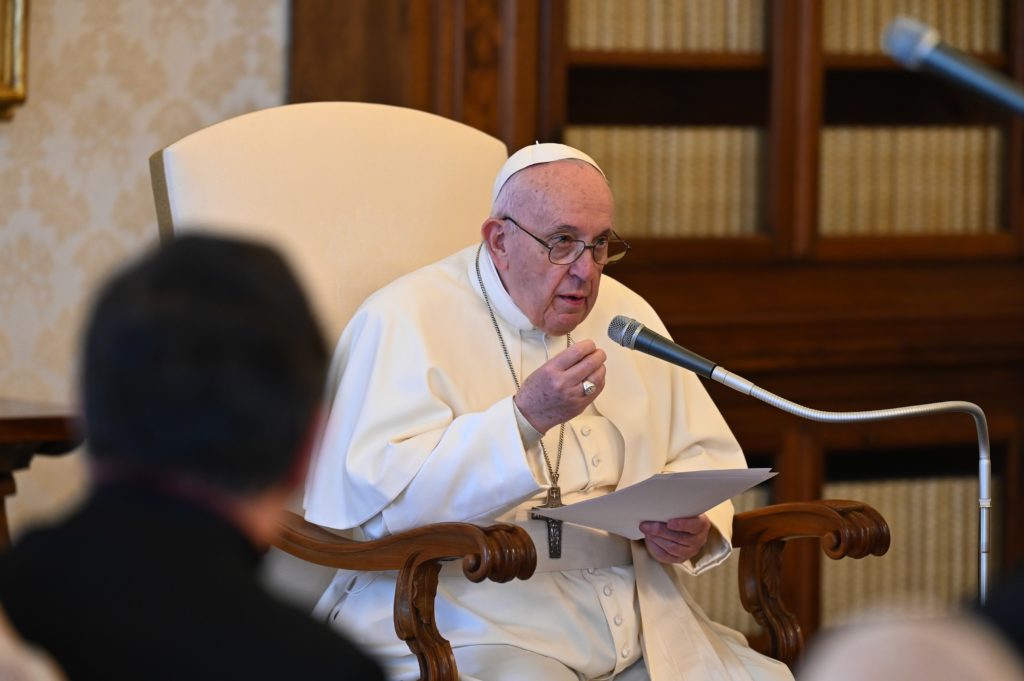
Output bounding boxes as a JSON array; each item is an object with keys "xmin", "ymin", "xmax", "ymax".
[{"xmin": 531, "ymin": 485, "xmax": 563, "ymax": 559}]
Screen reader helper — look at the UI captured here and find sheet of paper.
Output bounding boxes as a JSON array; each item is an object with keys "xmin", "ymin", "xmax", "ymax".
[{"xmin": 534, "ymin": 468, "xmax": 777, "ymax": 540}]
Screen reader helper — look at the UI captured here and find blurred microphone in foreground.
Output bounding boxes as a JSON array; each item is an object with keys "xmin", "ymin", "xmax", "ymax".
[{"xmin": 882, "ymin": 16, "xmax": 1024, "ymax": 115}]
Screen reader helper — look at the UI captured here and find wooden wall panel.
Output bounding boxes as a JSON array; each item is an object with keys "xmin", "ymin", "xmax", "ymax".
[
  {"xmin": 290, "ymin": 0, "xmax": 542, "ymax": 151},
  {"xmin": 289, "ymin": 0, "xmax": 433, "ymax": 110}
]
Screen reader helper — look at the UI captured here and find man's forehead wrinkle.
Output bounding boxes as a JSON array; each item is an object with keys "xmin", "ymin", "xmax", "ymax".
[
  {"xmin": 504, "ymin": 169, "xmax": 562, "ymax": 224},
  {"xmin": 514, "ymin": 163, "xmax": 610, "ymax": 209}
]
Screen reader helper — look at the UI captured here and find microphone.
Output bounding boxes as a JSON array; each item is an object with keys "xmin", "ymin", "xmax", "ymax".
[
  {"xmin": 882, "ymin": 16, "xmax": 1024, "ymax": 115},
  {"xmin": 607, "ymin": 315, "xmax": 716, "ymax": 379},
  {"xmin": 607, "ymin": 314, "xmax": 993, "ymax": 603}
]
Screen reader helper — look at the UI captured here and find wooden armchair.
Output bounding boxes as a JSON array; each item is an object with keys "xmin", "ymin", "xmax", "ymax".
[
  {"xmin": 273, "ymin": 500, "xmax": 888, "ymax": 679},
  {"xmin": 150, "ymin": 102, "xmax": 890, "ymax": 679}
]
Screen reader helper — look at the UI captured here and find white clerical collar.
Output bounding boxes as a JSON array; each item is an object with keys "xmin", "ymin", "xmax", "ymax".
[{"xmin": 474, "ymin": 243, "xmax": 536, "ymax": 333}]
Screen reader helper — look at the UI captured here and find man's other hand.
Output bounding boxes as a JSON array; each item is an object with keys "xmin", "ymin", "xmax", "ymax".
[{"xmin": 639, "ymin": 514, "xmax": 711, "ymax": 564}]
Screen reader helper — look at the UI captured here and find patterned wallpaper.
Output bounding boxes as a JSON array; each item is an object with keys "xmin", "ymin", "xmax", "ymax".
[{"xmin": 0, "ymin": 0, "xmax": 287, "ymax": 535}]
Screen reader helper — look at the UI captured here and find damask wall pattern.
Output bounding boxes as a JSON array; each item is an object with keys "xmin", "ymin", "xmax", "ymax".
[{"xmin": 0, "ymin": 0, "xmax": 287, "ymax": 535}]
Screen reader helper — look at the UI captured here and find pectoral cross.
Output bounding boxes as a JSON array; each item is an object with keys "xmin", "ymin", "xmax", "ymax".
[{"xmin": 531, "ymin": 485, "xmax": 563, "ymax": 559}]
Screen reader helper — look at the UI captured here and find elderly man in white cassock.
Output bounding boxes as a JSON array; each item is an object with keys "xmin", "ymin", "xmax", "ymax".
[{"xmin": 304, "ymin": 143, "xmax": 794, "ymax": 681}]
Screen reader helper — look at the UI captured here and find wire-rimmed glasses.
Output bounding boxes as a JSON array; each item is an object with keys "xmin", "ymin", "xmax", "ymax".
[{"xmin": 502, "ymin": 216, "xmax": 630, "ymax": 266}]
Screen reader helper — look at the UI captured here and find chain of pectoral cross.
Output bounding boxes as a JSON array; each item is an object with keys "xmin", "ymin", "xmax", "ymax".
[{"xmin": 476, "ymin": 244, "xmax": 569, "ymax": 559}]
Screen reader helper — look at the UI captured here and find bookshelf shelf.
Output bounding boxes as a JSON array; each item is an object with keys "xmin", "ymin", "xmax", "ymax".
[
  {"xmin": 613, "ymin": 235, "xmax": 777, "ymax": 266},
  {"xmin": 814, "ymin": 233, "xmax": 1021, "ymax": 261},
  {"xmin": 615, "ymin": 233, "xmax": 1023, "ymax": 265},
  {"xmin": 823, "ymin": 53, "xmax": 1007, "ymax": 70},
  {"xmin": 567, "ymin": 67, "xmax": 770, "ymax": 125},
  {"xmin": 568, "ymin": 50, "xmax": 767, "ymax": 70},
  {"xmin": 813, "ymin": 232, "xmax": 1014, "ymax": 261},
  {"xmin": 823, "ymin": 69, "xmax": 1014, "ymax": 124}
]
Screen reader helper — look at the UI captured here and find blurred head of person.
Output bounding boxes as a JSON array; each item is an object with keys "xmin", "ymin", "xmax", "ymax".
[{"xmin": 80, "ymin": 233, "xmax": 328, "ymax": 542}]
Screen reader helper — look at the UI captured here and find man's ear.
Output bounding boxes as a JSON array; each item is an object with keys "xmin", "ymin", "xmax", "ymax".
[{"xmin": 481, "ymin": 217, "xmax": 510, "ymax": 271}]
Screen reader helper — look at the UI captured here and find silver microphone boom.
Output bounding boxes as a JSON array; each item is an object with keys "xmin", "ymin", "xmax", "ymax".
[{"xmin": 607, "ymin": 314, "xmax": 993, "ymax": 603}]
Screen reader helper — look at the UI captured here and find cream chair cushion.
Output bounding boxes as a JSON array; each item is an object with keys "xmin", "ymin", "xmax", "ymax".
[{"xmin": 151, "ymin": 101, "xmax": 507, "ymax": 343}]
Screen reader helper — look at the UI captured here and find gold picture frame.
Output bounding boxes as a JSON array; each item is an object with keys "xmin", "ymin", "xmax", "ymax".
[{"xmin": 1, "ymin": 0, "xmax": 27, "ymax": 119}]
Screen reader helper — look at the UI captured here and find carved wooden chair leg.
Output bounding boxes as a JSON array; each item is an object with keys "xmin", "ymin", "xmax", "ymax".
[
  {"xmin": 732, "ymin": 500, "xmax": 891, "ymax": 666},
  {"xmin": 395, "ymin": 558, "xmax": 455, "ymax": 681}
]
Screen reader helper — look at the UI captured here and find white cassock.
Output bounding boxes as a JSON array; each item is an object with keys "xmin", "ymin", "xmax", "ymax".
[{"xmin": 304, "ymin": 244, "xmax": 793, "ymax": 681}]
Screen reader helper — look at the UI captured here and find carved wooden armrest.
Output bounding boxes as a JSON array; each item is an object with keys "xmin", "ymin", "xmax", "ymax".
[
  {"xmin": 273, "ymin": 511, "xmax": 536, "ymax": 681},
  {"xmin": 731, "ymin": 500, "xmax": 890, "ymax": 666}
]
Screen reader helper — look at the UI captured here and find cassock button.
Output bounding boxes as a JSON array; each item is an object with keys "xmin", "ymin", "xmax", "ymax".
[
  {"xmin": 587, "ymin": 568, "xmax": 597, "ymax": 575},
  {"xmin": 591, "ymin": 456, "xmax": 601, "ymax": 467},
  {"xmin": 581, "ymin": 426, "xmax": 592, "ymax": 436},
  {"xmin": 614, "ymin": 615, "xmax": 623, "ymax": 626},
  {"xmin": 603, "ymin": 585, "xmax": 613, "ymax": 597},
  {"xmin": 621, "ymin": 647, "xmax": 631, "ymax": 659}
]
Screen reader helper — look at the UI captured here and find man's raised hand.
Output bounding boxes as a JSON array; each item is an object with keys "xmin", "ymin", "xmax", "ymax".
[{"xmin": 514, "ymin": 340, "xmax": 606, "ymax": 433}]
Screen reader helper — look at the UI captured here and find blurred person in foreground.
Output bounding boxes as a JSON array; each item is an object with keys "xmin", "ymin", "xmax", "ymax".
[
  {"xmin": 800, "ymin": 544, "xmax": 1024, "ymax": 680},
  {"xmin": 799, "ymin": 611, "xmax": 1024, "ymax": 681},
  {"xmin": 0, "ymin": 235, "xmax": 385, "ymax": 681},
  {"xmin": 0, "ymin": 605, "xmax": 65, "ymax": 681}
]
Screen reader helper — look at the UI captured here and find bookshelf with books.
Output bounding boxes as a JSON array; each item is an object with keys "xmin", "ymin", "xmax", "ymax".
[
  {"xmin": 814, "ymin": 0, "xmax": 1018, "ymax": 260},
  {"xmin": 547, "ymin": 0, "xmax": 776, "ymax": 262},
  {"xmin": 289, "ymin": 0, "xmax": 1024, "ymax": 651},
  {"xmin": 544, "ymin": 0, "xmax": 1023, "ymax": 260}
]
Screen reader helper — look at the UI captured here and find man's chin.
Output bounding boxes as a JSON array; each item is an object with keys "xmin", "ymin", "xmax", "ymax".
[{"xmin": 542, "ymin": 311, "xmax": 591, "ymax": 337}]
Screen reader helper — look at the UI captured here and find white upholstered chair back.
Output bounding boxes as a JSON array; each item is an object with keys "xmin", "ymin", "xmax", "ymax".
[
  {"xmin": 149, "ymin": 102, "xmax": 507, "ymax": 610},
  {"xmin": 150, "ymin": 101, "xmax": 507, "ymax": 344}
]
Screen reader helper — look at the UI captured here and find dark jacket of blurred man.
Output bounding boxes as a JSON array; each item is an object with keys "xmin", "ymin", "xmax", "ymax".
[{"xmin": 0, "ymin": 235, "xmax": 385, "ymax": 680}]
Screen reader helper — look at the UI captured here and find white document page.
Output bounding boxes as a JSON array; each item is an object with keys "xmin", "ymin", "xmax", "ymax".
[{"xmin": 534, "ymin": 468, "xmax": 777, "ymax": 540}]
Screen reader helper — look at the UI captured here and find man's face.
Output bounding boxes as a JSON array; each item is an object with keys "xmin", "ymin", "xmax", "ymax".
[{"xmin": 491, "ymin": 161, "xmax": 615, "ymax": 337}]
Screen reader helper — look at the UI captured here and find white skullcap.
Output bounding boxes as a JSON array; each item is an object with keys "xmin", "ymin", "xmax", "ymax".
[{"xmin": 491, "ymin": 142, "xmax": 605, "ymax": 203}]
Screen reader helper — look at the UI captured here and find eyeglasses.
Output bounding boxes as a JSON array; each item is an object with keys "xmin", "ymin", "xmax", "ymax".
[{"xmin": 501, "ymin": 216, "xmax": 630, "ymax": 266}]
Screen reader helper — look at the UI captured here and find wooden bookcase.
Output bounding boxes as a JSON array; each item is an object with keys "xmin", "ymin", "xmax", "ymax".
[{"xmin": 290, "ymin": 0, "xmax": 1024, "ymax": 647}]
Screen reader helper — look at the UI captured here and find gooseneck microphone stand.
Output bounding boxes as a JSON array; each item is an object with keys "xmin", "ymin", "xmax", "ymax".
[
  {"xmin": 608, "ymin": 315, "xmax": 992, "ymax": 604},
  {"xmin": 710, "ymin": 365, "xmax": 991, "ymax": 605}
]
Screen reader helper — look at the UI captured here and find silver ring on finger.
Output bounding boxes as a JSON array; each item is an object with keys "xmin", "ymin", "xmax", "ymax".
[{"xmin": 582, "ymin": 379, "xmax": 597, "ymax": 396}]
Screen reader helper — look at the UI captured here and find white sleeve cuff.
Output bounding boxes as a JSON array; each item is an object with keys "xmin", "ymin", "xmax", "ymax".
[
  {"xmin": 512, "ymin": 397, "xmax": 544, "ymax": 448},
  {"xmin": 683, "ymin": 523, "xmax": 732, "ymax": 575}
]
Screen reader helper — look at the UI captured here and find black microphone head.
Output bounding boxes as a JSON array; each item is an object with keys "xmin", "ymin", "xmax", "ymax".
[
  {"xmin": 882, "ymin": 16, "xmax": 939, "ymax": 69},
  {"xmin": 608, "ymin": 315, "xmax": 643, "ymax": 349}
]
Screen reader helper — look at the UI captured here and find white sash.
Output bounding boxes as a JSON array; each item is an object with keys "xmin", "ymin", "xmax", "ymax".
[{"xmin": 633, "ymin": 544, "xmax": 758, "ymax": 681}]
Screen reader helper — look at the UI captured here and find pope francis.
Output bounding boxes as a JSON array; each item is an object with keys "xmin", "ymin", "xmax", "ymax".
[{"xmin": 304, "ymin": 143, "xmax": 794, "ymax": 681}]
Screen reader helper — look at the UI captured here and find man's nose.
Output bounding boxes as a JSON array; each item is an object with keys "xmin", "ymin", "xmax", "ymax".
[{"xmin": 569, "ymin": 247, "xmax": 600, "ymax": 279}]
